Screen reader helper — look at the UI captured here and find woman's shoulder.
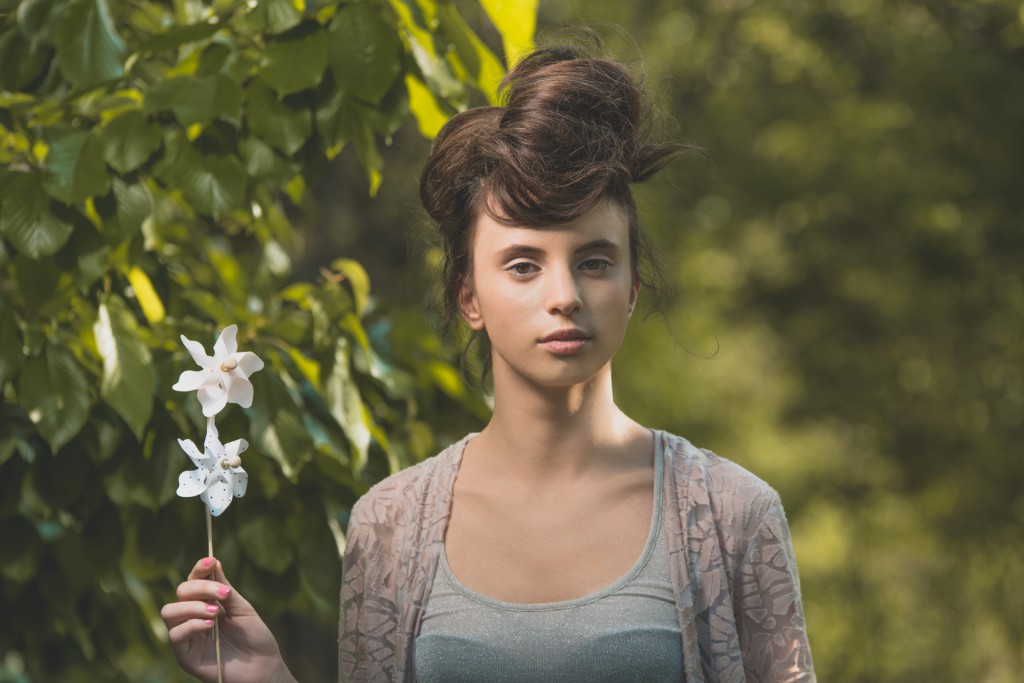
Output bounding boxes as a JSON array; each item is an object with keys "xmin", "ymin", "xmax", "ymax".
[
  {"xmin": 348, "ymin": 434, "xmax": 469, "ymax": 525},
  {"xmin": 660, "ymin": 430, "xmax": 781, "ymax": 519},
  {"xmin": 660, "ymin": 430, "xmax": 793, "ymax": 571}
]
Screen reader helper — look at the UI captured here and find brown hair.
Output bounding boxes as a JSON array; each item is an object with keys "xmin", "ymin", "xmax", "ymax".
[{"xmin": 420, "ymin": 46, "xmax": 697, "ymax": 383}]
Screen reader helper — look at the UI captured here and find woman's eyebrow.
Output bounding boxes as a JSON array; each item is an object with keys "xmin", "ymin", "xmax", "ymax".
[
  {"xmin": 496, "ymin": 239, "xmax": 621, "ymax": 262},
  {"xmin": 575, "ymin": 238, "xmax": 620, "ymax": 254},
  {"xmin": 496, "ymin": 244, "xmax": 544, "ymax": 262}
]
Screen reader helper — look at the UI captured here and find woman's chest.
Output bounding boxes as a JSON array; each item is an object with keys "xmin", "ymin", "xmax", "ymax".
[{"xmin": 443, "ymin": 474, "xmax": 656, "ymax": 603}]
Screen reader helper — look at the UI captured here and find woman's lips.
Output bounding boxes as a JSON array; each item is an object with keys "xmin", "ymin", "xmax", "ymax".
[
  {"xmin": 539, "ymin": 332, "xmax": 590, "ymax": 355},
  {"xmin": 541, "ymin": 338, "xmax": 588, "ymax": 355}
]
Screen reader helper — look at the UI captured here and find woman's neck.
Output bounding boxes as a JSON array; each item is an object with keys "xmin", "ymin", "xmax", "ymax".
[{"xmin": 471, "ymin": 363, "xmax": 647, "ymax": 484}]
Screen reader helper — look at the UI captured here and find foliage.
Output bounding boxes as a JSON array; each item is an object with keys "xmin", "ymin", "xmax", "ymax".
[{"xmin": 0, "ymin": 0, "xmax": 534, "ymax": 680}]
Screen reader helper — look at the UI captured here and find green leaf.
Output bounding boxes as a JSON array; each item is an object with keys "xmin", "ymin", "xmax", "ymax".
[
  {"xmin": 238, "ymin": 514, "xmax": 293, "ymax": 574},
  {"xmin": 127, "ymin": 267, "xmax": 165, "ymax": 325},
  {"xmin": 43, "ymin": 127, "xmax": 111, "ymax": 203},
  {"xmin": 93, "ymin": 294, "xmax": 156, "ymax": 439},
  {"xmin": 102, "ymin": 427, "xmax": 179, "ymax": 507},
  {"xmin": 142, "ymin": 78, "xmax": 186, "ymax": 112},
  {"xmin": 239, "ymin": 136, "xmax": 294, "ymax": 182},
  {"xmin": 247, "ymin": 79, "xmax": 312, "ymax": 156},
  {"xmin": 248, "ymin": 361, "xmax": 314, "ymax": 481},
  {"xmin": 313, "ymin": 81, "xmax": 349, "ymax": 154},
  {"xmin": 331, "ymin": 258, "xmax": 370, "ymax": 316},
  {"xmin": 328, "ymin": 3, "xmax": 402, "ymax": 104},
  {"xmin": 259, "ymin": 22, "xmax": 327, "ymax": 96},
  {"xmin": 368, "ymin": 76, "xmax": 411, "ymax": 138},
  {"xmin": 13, "ymin": 253, "xmax": 63, "ymax": 310},
  {"xmin": 140, "ymin": 20, "xmax": 221, "ymax": 53},
  {"xmin": 93, "ymin": 178, "xmax": 151, "ymax": 245},
  {"xmin": 53, "ymin": 0, "xmax": 127, "ymax": 90},
  {"xmin": 0, "ymin": 300, "xmax": 23, "ymax": 384},
  {"xmin": 437, "ymin": 4, "xmax": 504, "ymax": 103},
  {"xmin": 0, "ymin": 516, "xmax": 39, "ymax": 583},
  {"xmin": 479, "ymin": 0, "xmax": 537, "ymax": 66},
  {"xmin": 100, "ymin": 111, "xmax": 162, "ymax": 174},
  {"xmin": 18, "ymin": 343, "xmax": 91, "ymax": 452},
  {"xmin": 72, "ymin": 220, "xmax": 109, "ymax": 288},
  {"xmin": 207, "ymin": 246, "xmax": 247, "ymax": 304},
  {"xmin": 247, "ymin": 0, "xmax": 303, "ymax": 35},
  {"xmin": 0, "ymin": 452, "xmax": 27, "ymax": 513},
  {"xmin": 404, "ymin": 73, "xmax": 448, "ymax": 138},
  {"xmin": 144, "ymin": 74, "xmax": 243, "ymax": 127},
  {"xmin": 152, "ymin": 129, "xmax": 247, "ymax": 217},
  {"xmin": 428, "ymin": 360, "xmax": 465, "ymax": 400},
  {"xmin": 389, "ymin": 0, "xmax": 463, "ymax": 101},
  {"xmin": 0, "ymin": 171, "xmax": 73, "ymax": 259},
  {"xmin": 84, "ymin": 418, "xmax": 123, "ymax": 465},
  {"xmin": 17, "ymin": 0, "xmax": 61, "ymax": 52},
  {"xmin": 352, "ymin": 117, "xmax": 383, "ymax": 197},
  {"xmin": 324, "ymin": 340, "xmax": 371, "ymax": 473},
  {"xmin": 0, "ymin": 25, "xmax": 50, "ymax": 91},
  {"xmin": 196, "ymin": 42, "xmax": 232, "ymax": 76},
  {"xmin": 294, "ymin": 504, "xmax": 341, "ymax": 611},
  {"xmin": 406, "ymin": 32, "xmax": 463, "ymax": 101}
]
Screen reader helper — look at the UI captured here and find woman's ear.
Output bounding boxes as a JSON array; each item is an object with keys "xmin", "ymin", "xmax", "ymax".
[
  {"xmin": 459, "ymin": 281, "xmax": 485, "ymax": 331},
  {"xmin": 628, "ymin": 278, "xmax": 641, "ymax": 316}
]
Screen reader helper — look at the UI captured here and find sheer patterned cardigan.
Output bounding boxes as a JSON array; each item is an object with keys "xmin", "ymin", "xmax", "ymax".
[{"xmin": 338, "ymin": 431, "xmax": 815, "ymax": 682}]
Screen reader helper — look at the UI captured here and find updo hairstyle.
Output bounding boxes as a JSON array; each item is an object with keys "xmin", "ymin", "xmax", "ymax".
[{"xmin": 420, "ymin": 46, "xmax": 694, "ymax": 374}]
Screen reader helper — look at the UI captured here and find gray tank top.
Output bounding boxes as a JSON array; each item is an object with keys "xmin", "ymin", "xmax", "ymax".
[{"xmin": 414, "ymin": 436, "xmax": 683, "ymax": 682}]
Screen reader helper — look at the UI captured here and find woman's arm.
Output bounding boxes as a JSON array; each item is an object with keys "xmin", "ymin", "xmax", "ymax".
[
  {"xmin": 161, "ymin": 558, "xmax": 297, "ymax": 683},
  {"xmin": 733, "ymin": 494, "xmax": 816, "ymax": 683},
  {"xmin": 338, "ymin": 514, "xmax": 370, "ymax": 681},
  {"xmin": 338, "ymin": 498, "xmax": 404, "ymax": 683}
]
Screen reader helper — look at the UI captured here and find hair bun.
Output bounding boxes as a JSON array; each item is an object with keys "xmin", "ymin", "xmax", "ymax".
[
  {"xmin": 421, "ymin": 45, "xmax": 691, "ymax": 232},
  {"xmin": 499, "ymin": 46, "xmax": 642, "ymax": 163},
  {"xmin": 484, "ymin": 46, "xmax": 681, "ymax": 223}
]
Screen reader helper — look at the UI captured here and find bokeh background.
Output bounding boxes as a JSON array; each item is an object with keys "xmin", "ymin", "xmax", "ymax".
[{"xmin": 1, "ymin": 0, "xmax": 1021, "ymax": 681}]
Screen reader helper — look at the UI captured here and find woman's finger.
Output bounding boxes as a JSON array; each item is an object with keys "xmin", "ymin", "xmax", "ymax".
[
  {"xmin": 180, "ymin": 558, "xmax": 254, "ymax": 615},
  {"xmin": 175, "ymin": 578, "xmax": 231, "ymax": 604},
  {"xmin": 187, "ymin": 556, "xmax": 222, "ymax": 581},
  {"xmin": 167, "ymin": 617, "xmax": 216, "ymax": 645},
  {"xmin": 161, "ymin": 600, "xmax": 223, "ymax": 628}
]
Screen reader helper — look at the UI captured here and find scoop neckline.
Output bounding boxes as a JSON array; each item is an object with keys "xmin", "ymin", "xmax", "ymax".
[{"xmin": 437, "ymin": 430, "xmax": 665, "ymax": 612}]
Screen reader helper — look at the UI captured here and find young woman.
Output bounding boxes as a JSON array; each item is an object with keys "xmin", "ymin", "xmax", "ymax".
[{"xmin": 162, "ymin": 47, "xmax": 815, "ymax": 683}]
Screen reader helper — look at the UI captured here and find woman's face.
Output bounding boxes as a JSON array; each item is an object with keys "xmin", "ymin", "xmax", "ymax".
[{"xmin": 460, "ymin": 199, "xmax": 639, "ymax": 389}]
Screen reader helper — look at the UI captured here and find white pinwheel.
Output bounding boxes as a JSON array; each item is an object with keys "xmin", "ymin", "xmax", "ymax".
[
  {"xmin": 176, "ymin": 419, "xmax": 249, "ymax": 517},
  {"xmin": 172, "ymin": 324, "xmax": 264, "ymax": 417}
]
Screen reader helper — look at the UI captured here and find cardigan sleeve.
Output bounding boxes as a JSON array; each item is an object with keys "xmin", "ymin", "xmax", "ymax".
[
  {"xmin": 732, "ymin": 493, "xmax": 815, "ymax": 683},
  {"xmin": 338, "ymin": 496, "xmax": 401, "ymax": 683}
]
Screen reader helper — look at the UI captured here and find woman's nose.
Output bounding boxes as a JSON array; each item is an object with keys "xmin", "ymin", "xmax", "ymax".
[{"xmin": 545, "ymin": 268, "xmax": 582, "ymax": 316}]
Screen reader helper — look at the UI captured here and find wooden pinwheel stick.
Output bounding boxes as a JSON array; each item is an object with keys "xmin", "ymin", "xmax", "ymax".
[{"xmin": 207, "ymin": 505, "xmax": 224, "ymax": 683}]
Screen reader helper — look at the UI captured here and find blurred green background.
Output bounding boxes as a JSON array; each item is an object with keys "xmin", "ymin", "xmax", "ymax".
[{"xmin": 1, "ymin": 0, "xmax": 1021, "ymax": 681}]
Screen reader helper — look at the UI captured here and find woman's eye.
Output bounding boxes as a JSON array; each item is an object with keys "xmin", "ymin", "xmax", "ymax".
[
  {"xmin": 509, "ymin": 262, "xmax": 535, "ymax": 275},
  {"xmin": 580, "ymin": 259, "xmax": 611, "ymax": 272}
]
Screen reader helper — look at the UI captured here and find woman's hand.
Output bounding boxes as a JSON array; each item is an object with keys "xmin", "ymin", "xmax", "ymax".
[{"xmin": 161, "ymin": 558, "xmax": 297, "ymax": 683}]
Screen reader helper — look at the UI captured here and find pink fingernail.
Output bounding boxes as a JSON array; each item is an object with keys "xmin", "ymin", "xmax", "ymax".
[
  {"xmin": 204, "ymin": 619, "xmax": 213, "ymax": 625},
  {"xmin": 217, "ymin": 586, "xmax": 230, "ymax": 597},
  {"xmin": 202, "ymin": 557, "xmax": 214, "ymax": 567},
  {"xmin": 206, "ymin": 604, "xmax": 219, "ymax": 614}
]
